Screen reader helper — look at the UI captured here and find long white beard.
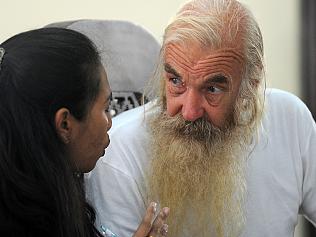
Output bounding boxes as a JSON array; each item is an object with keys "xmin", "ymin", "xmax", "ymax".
[{"xmin": 147, "ymin": 110, "xmax": 256, "ymax": 237}]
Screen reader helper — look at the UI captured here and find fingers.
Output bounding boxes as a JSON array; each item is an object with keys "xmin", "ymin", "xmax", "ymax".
[
  {"xmin": 148, "ymin": 207, "xmax": 170, "ymax": 237},
  {"xmin": 133, "ymin": 202, "xmax": 170, "ymax": 237},
  {"xmin": 132, "ymin": 202, "xmax": 157, "ymax": 237},
  {"xmin": 160, "ymin": 223, "xmax": 169, "ymax": 236}
]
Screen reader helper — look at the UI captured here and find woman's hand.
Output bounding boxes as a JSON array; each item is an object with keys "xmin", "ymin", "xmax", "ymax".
[{"xmin": 133, "ymin": 202, "xmax": 169, "ymax": 237}]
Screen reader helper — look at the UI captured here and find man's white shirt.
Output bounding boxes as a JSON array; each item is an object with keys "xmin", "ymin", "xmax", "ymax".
[{"xmin": 85, "ymin": 88, "xmax": 316, "ymax": 237}]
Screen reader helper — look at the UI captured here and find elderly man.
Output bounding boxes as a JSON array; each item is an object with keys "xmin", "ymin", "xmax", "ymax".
[{"xmin": 85, "ymin": 0, "xmax": 316, "ymax": 236}]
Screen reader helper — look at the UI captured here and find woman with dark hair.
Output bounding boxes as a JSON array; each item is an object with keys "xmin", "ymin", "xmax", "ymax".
[{"xmin": 0, "ymin": 28, "xmax": 168, "ymax": 237}]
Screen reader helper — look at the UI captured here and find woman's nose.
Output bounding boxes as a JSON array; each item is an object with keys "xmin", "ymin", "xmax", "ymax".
[{"xmin": 106, "ymin": 114, "xmax": 112, "ymax": 131}]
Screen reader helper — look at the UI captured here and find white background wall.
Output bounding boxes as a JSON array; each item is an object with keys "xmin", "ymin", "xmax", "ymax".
[
  {"xmin": 240, "ymin": 0, "xmax": 301, "ymax": 97},
  {"xmin": 0, "ymin": 0, "xmax": 306, "ymax": 235}
]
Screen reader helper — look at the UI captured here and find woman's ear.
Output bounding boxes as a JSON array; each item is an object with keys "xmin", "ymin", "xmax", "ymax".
[{"xmin": 55, "ymin": 108, "xmax": 72, "ymax": 144}]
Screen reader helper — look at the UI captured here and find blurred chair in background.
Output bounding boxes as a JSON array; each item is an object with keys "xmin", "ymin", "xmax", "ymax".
[{"xmin": 46, "ymin": 19, "xmax": 160, "ymax": 117}]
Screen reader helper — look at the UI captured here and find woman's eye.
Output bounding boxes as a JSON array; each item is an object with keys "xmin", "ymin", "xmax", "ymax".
[{"xmin": 207, "ymin": 85, "xmax": 222, "ymax": 93}]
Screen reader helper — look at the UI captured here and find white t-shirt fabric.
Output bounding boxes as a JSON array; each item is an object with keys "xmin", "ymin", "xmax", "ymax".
[{"xmin": 85, "ymin": 88, "xmax": 316, "ymax": 237}]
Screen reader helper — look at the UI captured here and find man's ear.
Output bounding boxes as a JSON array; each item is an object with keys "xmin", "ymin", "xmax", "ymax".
[{"xmin": 55, "ymin": 108, "xmax": 72, "ymax": 144}]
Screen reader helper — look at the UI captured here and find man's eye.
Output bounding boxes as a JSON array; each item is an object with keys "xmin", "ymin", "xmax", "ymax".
[
  {"xmin": 207, "ymin": 86, "xmax": 222, "ymax": 93},
  {"xmin": 169, "ymin": 77, "xmax": 183, "ymax": 87}
]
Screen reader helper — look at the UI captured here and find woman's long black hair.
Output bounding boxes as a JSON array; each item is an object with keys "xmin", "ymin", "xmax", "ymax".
[{"xmin": 0, "ymin": 28, "xmax": 103, "ymax": 237}]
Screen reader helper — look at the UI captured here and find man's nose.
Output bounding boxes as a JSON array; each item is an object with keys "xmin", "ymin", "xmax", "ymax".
[{"xmin": 181, "ymin": 90, "xmax": 204, "ymax": 121}]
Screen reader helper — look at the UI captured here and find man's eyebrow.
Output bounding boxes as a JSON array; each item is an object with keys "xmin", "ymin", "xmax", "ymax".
[
  {"xmin": 164, "ymin": 63, "xmax": 181, "ymax": 78},
  {"xmin": 205, "ymin": 75, "xmax": 229, "ymax": 84}
]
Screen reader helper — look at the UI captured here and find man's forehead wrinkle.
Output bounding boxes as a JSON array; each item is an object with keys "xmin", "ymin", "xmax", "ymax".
[
  {"xmin": 166, "ymin": 43, "xmax": 243, "ymax": 66},
  {"xmin": 192, "ymin": 62, "xmax": 235, "ymax": 73},
  {"xmin": 165, "ymin": 58, "xmax": 237, "ymax": 79},
  {"xmin": 190, "ymin": 59, "xmax": 239, "ymax": 71},
  {"xmin": 165, "ymin": 52, "xmax": 195, "ymax": 74},
  {"xmin": 166, "ymin": 43, "xmax": 191, "ymax": 65},
  {"xmin": 199, "ymin": 49, "xmax": 244, "ymax": 65},
  {"xmin": 166, "ymin": 53, "xmax": 240, "ymax": 78},
  {"xmin": 190, "ymin": 65, "xmax": 235, "ymax": 79},
  {"xmin": 165, "ymin": 49, "xmax": 232, "ymax": 75},
  {"xmin": 195, "ymin": 58, "xmax": 242, "ymax": 76},
  {"xmin": 195, "ymin": 55, "xmax": 243, "ymax": 69}
]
